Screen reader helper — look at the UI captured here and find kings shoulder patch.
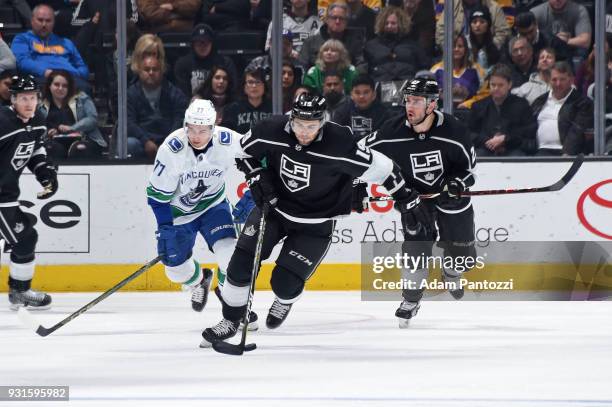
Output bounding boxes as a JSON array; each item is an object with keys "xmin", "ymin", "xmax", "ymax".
[{"xmin": 168, "ymin": 137, "xmax": 184, "ymax": 153}]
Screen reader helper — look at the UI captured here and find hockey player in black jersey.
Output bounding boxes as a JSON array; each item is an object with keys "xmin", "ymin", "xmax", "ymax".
[
  {"xmin": 200, "ymin": 93, "xmax": 423, "ymax": 346},
  {"xmin": 0, "ymin": 74, "xmax": 57, "ymax": 310},
  {"xmin": 363, "ymin": 78, "xmax": 477, "ymax": 328}
]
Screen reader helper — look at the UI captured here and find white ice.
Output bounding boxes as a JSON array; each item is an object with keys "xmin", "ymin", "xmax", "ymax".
[{"xmin": 1, "ymin": 291, "xmax": 611, "ymax": 407}]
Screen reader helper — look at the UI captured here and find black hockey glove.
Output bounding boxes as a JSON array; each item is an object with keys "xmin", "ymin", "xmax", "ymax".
[
  {"xmin": 34, "ymin": 163, "xmax": 58, "ymax": 200},
  {"xmin": 394, "ymin": 188, "xmax": 434, "ymax": 240},
  {"xmin": 246, "ymin": 168, "xmax": 278, "ymax": 209},
  {"xmin": 438, "ymin": 177, "xmax": 467, "ymax": 208},
  {"xmin": 351, "ymin": 179, "xmax": 369, "ymax": 213}
]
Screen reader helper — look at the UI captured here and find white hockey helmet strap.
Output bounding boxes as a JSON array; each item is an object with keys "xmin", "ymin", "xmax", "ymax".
[{"xmin": 184, "ymin": 99, "xmax": 217, "ymax": 127}]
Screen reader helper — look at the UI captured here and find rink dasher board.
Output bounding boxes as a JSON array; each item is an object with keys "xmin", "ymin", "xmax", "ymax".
[{"xmin": 0, "ymin": 161, "xmax": 610, "ymax": 292}]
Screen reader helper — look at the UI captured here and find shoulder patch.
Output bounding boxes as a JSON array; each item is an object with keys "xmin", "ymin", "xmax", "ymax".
[
  {"xmin": 219, "ymin": 131, "xmax": 231, "ymax": 145},
  {"xmin": 168, "ymin": 137, "xmax": 184, "ymax": 153}
]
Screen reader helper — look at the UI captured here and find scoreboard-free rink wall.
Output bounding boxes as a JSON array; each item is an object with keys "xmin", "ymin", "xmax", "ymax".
[{"xmin": 0, "ymin": 160, "xmax": 611, "ymax": 292}]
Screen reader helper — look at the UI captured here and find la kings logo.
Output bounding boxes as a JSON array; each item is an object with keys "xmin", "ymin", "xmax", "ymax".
[
  {"xmin": 280, "ymin": 154, "xmax": 310, "ymax": 192},
  {"xmin": 410, "ymin": 151, "xmax": 444, "ymax": 186},
  {"xmin": 12, "ymin": 141, "xmax": 35, "ymax": 171}
]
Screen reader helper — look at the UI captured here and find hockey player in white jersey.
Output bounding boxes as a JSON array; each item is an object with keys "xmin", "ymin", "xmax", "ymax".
[{"xmin": 146, "ymin": 99, "xmax": 256, "ymax": 327}]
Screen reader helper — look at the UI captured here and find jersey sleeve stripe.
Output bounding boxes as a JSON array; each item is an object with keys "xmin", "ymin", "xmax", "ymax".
[
  {"xmin": 306, "ymin": 151, "xmax": 370, "ymax": 168},
  {"xmin": 242, "ymin": 138, "xmax": 291, "ymax": 152},
  {"xmin": 367, "ymin": 138, "xmax": 415, "ymax": 148},
  {"xmin": 146, "ymin": 186, "xmax": 173, "ymax": 202}
]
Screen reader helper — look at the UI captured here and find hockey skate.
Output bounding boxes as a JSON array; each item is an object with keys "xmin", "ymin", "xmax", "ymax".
[
  {"xmin": 188, "ymin": 268, "xmax": 213, "ymax": 312},
  {"xmin": 395, "ymin": 300, "xmax": 420, "ymax": 329},
  {"xmin": 200, "ymin": 318, "xmax": 239, "ymax": 348},
  {"xmin": 442, "ymin": 269, "xmax": 464, "ymax": 300},
  {"xmin": 8, "ymin": 288, "xmax": 52, "ymax": 311},
  {"xmin": 266, "ymin": 298, "xmax": 292, "ymax": 329},
  {"xmin": 214, "ymin": 286, "xmax": 259, "ymax": 331}
]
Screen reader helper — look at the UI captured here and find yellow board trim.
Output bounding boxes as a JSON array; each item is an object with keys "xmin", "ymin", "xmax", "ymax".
[{"xmin": 1, "ymin": 263, "xmax": 611, "ymax": 292}]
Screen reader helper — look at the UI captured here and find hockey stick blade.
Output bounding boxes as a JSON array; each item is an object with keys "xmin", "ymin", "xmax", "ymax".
[
  {"xmin": 20, "ymin": 256, "xmax": 161, "ymax": 337},
  {"xmin": 212, "ymin": 341, "xmax": 257, "ymax": 355}
]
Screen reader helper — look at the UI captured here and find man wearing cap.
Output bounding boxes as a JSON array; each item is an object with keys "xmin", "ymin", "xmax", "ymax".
[
  {"xmin": 174, "ymin": 23, "xmax": 238, "ymax": 98},
  {"xmin": 264, "ymin": 0, "xmax": 321, "ymax": 56}
]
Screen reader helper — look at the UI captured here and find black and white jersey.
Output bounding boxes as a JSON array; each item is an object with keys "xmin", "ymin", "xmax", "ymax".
[
  {"xmin": 363, "ymin": 110, "xmax": 476, "ymax": 210},
  {"xmin": 240, "ymin": 115, "xmax": 394, "ymax": 223},
  {"xmin": 0, "ymin": 106, "xmax": 48, "ymax": 204}
]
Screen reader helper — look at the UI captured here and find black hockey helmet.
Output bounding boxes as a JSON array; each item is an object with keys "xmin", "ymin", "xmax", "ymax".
[
  {"xmin": 9, "ymin": 74, "xmax": 39, "ymax": 95},
  {"xmin": 291, "ymin": 93, "xmax": 327, "ymax": 121},
  {"xmin": 401, "ymin": 78, "xmax": 440, "ymax": 101}
]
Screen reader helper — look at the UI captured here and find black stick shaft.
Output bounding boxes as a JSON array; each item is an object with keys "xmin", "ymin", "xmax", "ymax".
[{"xmin": 36, "ymin": 256, "xmax": 162, "ymax": 336}]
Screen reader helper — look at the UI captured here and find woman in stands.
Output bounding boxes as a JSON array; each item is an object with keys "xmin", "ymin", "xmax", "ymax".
[
  {"xmin": 302, "ymin": 39, "xmax": 357, "ymax": 95},
  {"xmin": 38, "ymin": 70, "xmax": 106, "ymax": 160},
  {"xmin": 430, "ymin": 34, "xmax": 484, "ymax": 108},
  {"xmin": 364, "ymin": 6, "xmax": 430, "ymax": 84},
  {"xmin": 466, "ymin": 6, "xmax": 500, "ymax": 72},
  {"xmin": 193, "ymin": 65, "xmax": 236, "ymax": 125}
]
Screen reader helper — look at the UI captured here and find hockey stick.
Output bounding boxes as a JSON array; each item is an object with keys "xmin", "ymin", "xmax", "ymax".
[
  {"xmin": 368, "ymin": 154, "xmax": 584, "ymax": 202},
  {"xmin": 212, "ymin": 204, "xmax": 269, "ymax": 355},
  {"xmin": 18, "ymin": 256, "xmax": 162, "ymax": 337}
]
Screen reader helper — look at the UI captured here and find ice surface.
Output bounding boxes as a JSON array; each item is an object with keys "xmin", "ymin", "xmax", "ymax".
[{"xmin": 1, "ymin": 291, "xmax": 611, "ymax": 407}]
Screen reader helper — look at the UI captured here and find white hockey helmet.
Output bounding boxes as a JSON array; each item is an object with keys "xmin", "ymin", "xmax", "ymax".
[{"xmin": 184, "ymin": 99, "xmax": 217, "ymax": 128}]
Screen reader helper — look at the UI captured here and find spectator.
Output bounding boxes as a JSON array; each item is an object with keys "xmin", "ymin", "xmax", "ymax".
[
  {"xmin": 531, "ymin": 61, "xmax": 593, "ymax": 156},
  {"xmin": 30, "ymin": 0, "xmax": 79, "ymax": 37},
  {"xmin": 332, "ymin": 74, "xmax": 392, "ymax": 138},
  {"xmin": 435, "ymin": 0, "xmax": 510, "ymax": 50},
  {"xmin": 512, "ymin": 47, "xmax": 556, "ymax": 105},
  {"xmin": 221, "ymin": 66, "xmax": 273, "ymax": 133},
  {"xmin": 574, "ymin": 43, "xmax": 609, "ymax": 98},
  {"xmin": 303, "ymin": 39, "xmax": 357, "ymax": 94},
  {"xmin": 131, "ymin": 33, "xmax": 166, "ymax": 78},
  {"xmin": 282, "ymin": 60, "xmax": 302, "ymax": 113},
  {"xmin": 431, "ymin": 34, "xmax": 483, "ymax": 106},
  {"xmin": 0, "ymin": 0, "xmax": 32, "ymax": 27},
  {"xmin": 265, "ymin": 0, "xmax": 321, "ymax": 55},
  {"xmin": 127, "ymin": 56, "xmax": 188, "ymax": 159},
  {"xmin": 507, "ymin": 35, "xmax": 536, "ymax": 87},
  {"xmin": 298, "ymin": 2, "xmax": 366, "ymax": 72},
  {"xmin": 0, "ymin": 70, "xmax": 15, "ymax": 106},
  {"xmin": 530, "ymin": 0, "xmax": 591, "ymax": 61},
  {"xmin": 245, "ymin": 29, "xmax": 304, "ymax": 86},
  {"xmin": 11, "ymin": 4, "xmax": 91, "ymax": 93},
  {"xmin": 197, "ymin": 0, "xmax": 260, "ymax": 32},
  {"xmin": 317, "ymin": 0, "xmax": 382, "ymax": 17},
  {"xmin": 321, "ymin": 70, "xmax": 348, "ymax": 117},
  {"xmin": 586, "ymin": 53, "xmax": 612, "ymax": 155},
  {"xmin": 364, "ymin": 6, "xmax": 430, "ymax": 84},
  {"xmin": 0, "ymin": 36, "xmax": 17, "ymax": 74},
  {"xmin": 193, "ymin": 65, "xmax": 236, "ymax": 125},
  {"xmin": 400, "ymin": 0, "xmax": 436, "ymax": 58},
  {"xmin": 469, "ymin": 64, "xmax": 537, "ymax": 156},
  {"xmin": 345, "ymin": 0, "xmax": 377, "ymax": 41},
  {"xmin": 38, "ymin": 70, "xmax": 107, "ymax": 160},
  {"xmin": 137, "ymin": 0, "xmax": 202, "ymax": 33},
  {"xmin": 505, "ymin": 11, "xmax": 571, "ymax": 63},
  {"xmin": 173, "ymin": 24, "xmax": 237, "ymax": 98},
  {"xmin": 466, "ymin": 6, "xmax": 500, "ymax": 71}
]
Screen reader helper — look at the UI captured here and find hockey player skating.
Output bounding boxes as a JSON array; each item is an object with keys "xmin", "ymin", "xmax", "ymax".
[
  {"xmin": 200, "ymin": 93, "xmax": 422, "ymax": 347},
  {"xmin": 147, "ymin": 99, "xmax": 257, "ymax": 328},
  {"xmin": 363, "ymin": 78, "xmax": 477, "ymax": 328},
  {"xmin": 0, "ymin": 74, "xmax": 57, "ymax": 310}
]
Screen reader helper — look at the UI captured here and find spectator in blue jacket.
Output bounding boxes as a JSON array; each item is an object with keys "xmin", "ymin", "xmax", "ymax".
[
  {"xmin": 127, "ymin": 55, "xmax": 189, "ymax": 160},
  {"xmin": 11, "ymin": 4, "xmax": 91, "ymax": 93}
]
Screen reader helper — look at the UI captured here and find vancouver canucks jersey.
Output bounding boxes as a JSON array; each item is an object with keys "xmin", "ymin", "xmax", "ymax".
[{"xmin": 146, "ymin": 126, "xmax": 245, "ymax": 225}]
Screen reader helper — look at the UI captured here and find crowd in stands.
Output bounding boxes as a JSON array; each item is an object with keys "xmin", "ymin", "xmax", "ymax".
[{"xmin": 0, "ymin": 0, "xmax": 608, "ymax": 160}]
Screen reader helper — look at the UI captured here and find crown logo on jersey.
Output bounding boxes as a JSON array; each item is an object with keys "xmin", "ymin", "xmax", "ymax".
[
  {"xmin": 424, "ymin": 172, "xmax": 435, "ymax": 181},
  {"xmin": 288, "ymin": 179, "xmax": 299, "ymax": 189}
]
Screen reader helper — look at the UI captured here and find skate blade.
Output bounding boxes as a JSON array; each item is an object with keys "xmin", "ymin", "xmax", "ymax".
[
  {"xmin": 240, "ymin": 321, "xmax": 259, "ymax": 331},
  {"xmin": 398, "ymin": 317, "xmax": 412, "ymax": 329},
  {"xmin": 199, "ymin": 339, "xmax": 214, "ymax": 348},
  {"xmin": 10, "ymin": 303, "xmax": 52, "ymax": 311}
]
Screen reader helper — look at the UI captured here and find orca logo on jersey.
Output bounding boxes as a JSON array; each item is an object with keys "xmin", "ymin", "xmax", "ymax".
[
  {"xmin": 219, "ymin": 131, "xmax": 231, "ymax": 145},
  {"xmin": 280, "ymin": 154, "xmax": 311, "ymax": 192},
  {"xmin": 410, "ymin": 151, "xmax": 444, "ymax": 186},
  {"xmin": 11, "ymin": 141, "xmax": 35, "ymax": 171}
]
